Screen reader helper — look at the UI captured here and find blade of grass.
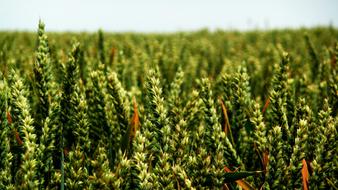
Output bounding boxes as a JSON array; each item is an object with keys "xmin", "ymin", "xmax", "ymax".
[
  {"xmin": 223, "ymin": 184, "xmax": 230, "ymax": 190},
  {"xmin": 219, "ymin": 98, "xmax": 235, "ymax": 146},
  {"xmin": 224, "ymin": 165, "xmax": 258, "ymax": 189},
  {"xmin": 326, "ymin": 178, "xmax": 338, "ymax": 190}
]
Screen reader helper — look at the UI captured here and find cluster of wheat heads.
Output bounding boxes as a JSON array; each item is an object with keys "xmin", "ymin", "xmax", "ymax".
[{"xmin": 0, "ymin": 21, "xmax": 337, "ymax": 189}]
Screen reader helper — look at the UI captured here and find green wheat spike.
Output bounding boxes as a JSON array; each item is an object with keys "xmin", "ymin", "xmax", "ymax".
[
  {"xmin": 0, "ymin": 75, "xmax": 14, "ymax": 189},
  {"xmin": 33, "ymin": 20, "xmax": 51, "ymax": 140},
  {"xmin": 106, "ymin": 71, "xmax": 130, "ymax": 154},
  {"xmin": 9, "ymin": 70, "xmax": 39, "ymax": 189}
]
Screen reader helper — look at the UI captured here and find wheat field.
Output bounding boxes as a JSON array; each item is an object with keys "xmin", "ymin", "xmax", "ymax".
[{"xmin": 0, "ymin": 21, "xmax": 337, "ymax": 189}]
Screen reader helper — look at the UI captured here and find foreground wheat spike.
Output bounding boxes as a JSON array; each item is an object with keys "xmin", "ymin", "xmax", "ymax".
[
  {"xmin": 251, "ymin": 103, "xmax": 267, "ymax": 154},
  {"xmin": 310, "ymin": 99, "xmax": 337, "ymax": 188},
  {"xmin": 199, "ymin": 78, "xmax": 241, "ymax": 187},
  {"xmin": 167, "ymin": 66, "xmax": 185, "ymax": 125},
  {"xmin": 64, "ymin": 144, "xmax": 88, "ymax": 189},
  {"xmin": 144, "ymin": 68, "xmax": 168, "ymax": 154},
  {"xmin": 130, "ymin": 129, "xmax": 153, "ymax": 189},
  {"xmin": 9, "ymin": 70, "xmax": 39, "ymax": 189},
  {"xmin": 0, "ymin": 78, "xmax": 14, "ymax": 189},
  {"xmin": 230, "ymin": 67, "xmax": 253, "ymax": 168},
  {"xmin": 58, "ymin": 42, "xmax": 83, "ymax": 189},
  {"xmin": 269, "ymin": 52, "xmax": 290, "ymax": 137},
  {"xmin": 106, "ymin": 71, "xmax": 130, "ymax": 154},
  {"xmin": 267, "ymin": 126, "xmax": 286, "ymax": 189},
  {"xmin": 89, "ymin": 146, "xmax": 115, "ymax": 189},
  {"xmin": 288, "ymin": 119, "xmax": 308, "ymax": 189},
  {"xmin": 33, "ymin": 20, "xmax": 51, "ymax": 140},
  {"xmin": 63, "ymin": 93, "xmax": 90, "ymax": 189}
]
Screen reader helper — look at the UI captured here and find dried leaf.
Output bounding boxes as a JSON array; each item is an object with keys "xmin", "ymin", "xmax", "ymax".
[
  {"xmin": 262, "ymin": 150, "xmax": 269, "ymax": 173},
  {"xmin": 14, "ymin": 128, "xmax": 23, "ymax": 146},
  {"xmin": 109, "ymin": 47, "xmax": 117, "ymax": 64},
  {"xmin": 121, "ymin": 97, "xmax": 140, "ymax": 154},
  {"xmin": 64, "ymin": 147, "xmax": 70, "ymax": 157},
  {"xmin": 302, "ymin": 159, "xmax": 309, "ymax": 190},
  {"xmin": 6, "ymin": 111, "xmax": 12, "ymax": 124},
  {"xmin": 130, "ymin": 96, "xmax": 140, "ymax": 141},
  {"xmin": 262, "ymin": 97, "xmax": 270, "ymax": 114}
]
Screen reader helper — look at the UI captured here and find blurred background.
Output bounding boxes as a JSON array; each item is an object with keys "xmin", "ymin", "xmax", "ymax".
[{"xmin": 1, "ymin": 0, "xmax": 338, "ymax": 32}]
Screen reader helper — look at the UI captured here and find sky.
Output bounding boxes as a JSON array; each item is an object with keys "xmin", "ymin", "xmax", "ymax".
[{"xmin": 1, "ymin": 0, "xmax": 338, "ymax": 32}]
